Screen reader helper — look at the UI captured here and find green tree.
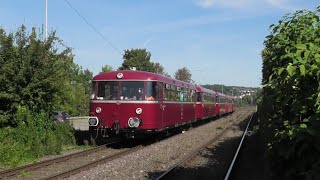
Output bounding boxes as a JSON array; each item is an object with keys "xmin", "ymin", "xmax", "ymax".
[
  {"xmin": 174, "ymin": 66, "xmax": 193, "ymax": 83},
  {"xmin": 153, "ymin": 62, "xmax": 170, "ymax": 77},
  {"xmin": 0, "ymin": 25, "xmax": 76, "ymax": 166},
  {"xmin": 100, "ymin": 64, "xmax": 113, "ymax": 73},
  {"xmin": 258, "ymin": 7, "xmax": 320, "ymax": 179},
  {"xmin": 61, "ymin": 64, "xmax": 93, "ymax": 116},
  {"xmin": 118, "ymin": 48, "xmax": 155, "ymax": 72},
  {"xmin": 0, "ymin": 25, "xmax": 75, "ymax": 126}
]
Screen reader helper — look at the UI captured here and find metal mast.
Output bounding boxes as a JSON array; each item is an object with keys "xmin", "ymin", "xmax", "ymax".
[{"xmin": 45, "ymin": 0, "xmax": 48, "ymax": 39}]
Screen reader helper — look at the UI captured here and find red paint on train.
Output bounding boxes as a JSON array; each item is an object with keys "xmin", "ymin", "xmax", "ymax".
[{"xmin": 88, "ymin": 70, "xmax": 234, "ymax": 138}]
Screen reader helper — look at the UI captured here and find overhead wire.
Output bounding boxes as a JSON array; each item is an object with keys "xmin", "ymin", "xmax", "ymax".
[{"xmin": 63, "ymin": 0, "xmax": 123, "ymax": 56}]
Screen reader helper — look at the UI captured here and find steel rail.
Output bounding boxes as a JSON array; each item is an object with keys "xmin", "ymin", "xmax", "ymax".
[
  {"xmin": 224, "ymin": 114, "xmax": 254, "ymax": 180},
  {"xmin": 155, "ymin": 112, "xmax": 253, "ymax": 180},
  {"xmin": 0, "ymin": 138, "xmax": 121, "ymax": 179},
  {"xmin": 44, "ymin": 145, "xmax": 143, "ymax": 180}
]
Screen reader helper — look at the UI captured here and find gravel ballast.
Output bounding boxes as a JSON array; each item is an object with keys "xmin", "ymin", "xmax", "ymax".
[{"xmin": 68, "ymin": 107, "xmax": 255, "ymax": 180}]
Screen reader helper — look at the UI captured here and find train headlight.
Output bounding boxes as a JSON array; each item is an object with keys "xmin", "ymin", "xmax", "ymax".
[
  {"xmin": 128, "ymin": 117, "xmax": 140, "ymax": 128},
  {"xmin": 136, "ymin": 108, "xmax": 142, "ymax": 115},
  {"xmin": 88, "ymin": 117, "xmax": 99, "ymax": 126},
  {"xmin": 96, "ymin": 107, "xmax": 102, "ymax": 114},
  {"xmin": 117, "ymin": 73, "xmax": 123, "ymax": 79}
]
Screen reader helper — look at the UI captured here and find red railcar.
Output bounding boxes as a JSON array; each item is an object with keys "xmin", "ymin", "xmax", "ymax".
[
  {"xmin": 195, "ymin": 86, "xmax": 217, "ymax": 120},
  {"xmin": 88, "ymin": 70, "xmax": 235, "ymax": 138},
  {"xmin": 225, "ymin": 95, "xmax": 235, "ymax": 113},
  {"xmin": 217, "ymin": 92, "xmax": 228, "ymax": 115},
  {"xmin": 88, "ymin": 70, "xmax": 197, "ymax": 138}
]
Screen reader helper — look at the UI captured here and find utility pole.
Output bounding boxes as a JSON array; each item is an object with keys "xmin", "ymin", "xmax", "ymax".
[
  {"xmin": 222, "ymin": 85, "xmax": 224, "ymax": 94},
  {"xmin": 45, "ymin": 0, "xmax": 48, "ymax": 39}
]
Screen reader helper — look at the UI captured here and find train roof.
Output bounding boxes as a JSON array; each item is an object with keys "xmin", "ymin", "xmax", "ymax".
[
  {"xmin": 94, "ymin": 70, "xmax": 197, "ymax": 89},
  {"xmin": 195, "ymin": 86, "xmax": 233, "ymax": 98},
  {"xmin": 216, "ymin": 92, "xmax": 226, "ymax": 97},
  {"xmin": 195, "ymin": 86, "xmax": 217, "ymax": 94}
]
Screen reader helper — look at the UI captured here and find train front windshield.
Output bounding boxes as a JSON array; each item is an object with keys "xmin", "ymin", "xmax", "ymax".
[
  {"xmin": 94, "ymin": 81, "xmax": 119, "ymax": 100},
  {"xmin": 92, "ymin": 81, "xmax": 157, "ymax": 101}
]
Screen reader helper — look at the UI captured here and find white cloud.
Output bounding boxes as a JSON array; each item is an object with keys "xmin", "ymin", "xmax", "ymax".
[
  {"xmin": 143, "ymin": 38, "xmax": 152, "ymax": 47},
  {"xmin": 195, "ymin": 0, "xmax": 215, "ymax": 8},
  {"xmin": 266, "ymin": 0, "xmax": 288, "ymax": 7},
  {"xmin": 144, "ymin": 13, "xmax": 242, "ymax": 33},
  {"xmin": 194, "ymin": 0, "xmax": 256, "ymax": 9},
  {"xmin": 265, "ymin": 0, "xmax": 297, "ymax": 11},
  {"xmin": 194, "ymin": 0, "xmax": 301, "ymax": 10}
]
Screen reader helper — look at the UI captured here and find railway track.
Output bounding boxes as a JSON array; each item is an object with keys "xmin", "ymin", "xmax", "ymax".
[
  {"xmin": 224, "ymin": 113, "xmax": 254, "ymax": 180},
  {"xmin": 1, "ymin": 109, "xmax": 253, "ymax": 180},
  {"xmin": 0, "ymin": 137, "xmax": 135, "ymax": 180},
  {"xmin": 154, "ymin": 113, "xmax": 254, "ymax": 180}
]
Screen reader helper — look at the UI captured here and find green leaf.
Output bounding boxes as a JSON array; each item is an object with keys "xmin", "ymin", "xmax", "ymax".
[
  {"xmin": 315, "ymin": 54, "xmax": 320, "ymax": 63},
  {"xmin": 278, "ymin": 68, "xmax": 285, "ymax": 75},
  {"xmin": 299, "ymin": 124, "xmax": 307, "ymax": 129},
  {"xmin": 299, "ymin": 65, "xmax": 306, "ymax": 76},
  {"xmin": 296, "ymin": 44, "xmax": 307, "ymax": 50},
  {"xmin": 304, "ymin": 50, "xmax": 310, "ymax": 60},
  {"xmin": 286, "ymin": 64, "xmax": 295, "ymax": 76}
]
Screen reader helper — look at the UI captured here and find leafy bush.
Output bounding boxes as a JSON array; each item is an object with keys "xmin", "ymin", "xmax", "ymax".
[
  {"xmin": 258, "ymin": 7, "xmax": 320, "ymax": 179},
  {"xmin": 0, "ymin": 25, "xmax": 92, "ymax": 127},
  {"xmin": 0, "ymin": 106, "xmax": 75, "ymax": 167}
]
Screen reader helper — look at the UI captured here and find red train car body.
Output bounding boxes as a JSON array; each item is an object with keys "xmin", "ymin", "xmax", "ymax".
[
  {"xmin": 195, "ymin": 86, "xmax": 217, "ymax": 120},
  {"xmin": 88, "ymin": 70, "xmax": 234, "ymax": 138}
]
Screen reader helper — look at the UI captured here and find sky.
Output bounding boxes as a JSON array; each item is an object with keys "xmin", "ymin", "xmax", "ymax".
[{"xmin": 0, "ymin": 0, "xmax": 318, "ymax": 87}]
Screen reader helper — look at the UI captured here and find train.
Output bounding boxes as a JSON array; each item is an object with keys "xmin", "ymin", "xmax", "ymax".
[{"xmin": 88, "ymin": 70, "xmax": 235, "ymax": 139}]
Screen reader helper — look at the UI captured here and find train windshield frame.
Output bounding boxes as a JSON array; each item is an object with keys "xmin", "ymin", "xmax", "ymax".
[{"xmin": 92, "ymin": 81, "xmax": 158, "ymax": 101}]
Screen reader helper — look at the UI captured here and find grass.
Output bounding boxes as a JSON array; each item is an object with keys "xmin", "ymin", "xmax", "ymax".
[
  {"xmin": 62, "ymin": 144, "xmax": 92, "ymax": 151},
  {"xmin": 20, "ymin": 171, "xmax": 30, "ymax": 177}
]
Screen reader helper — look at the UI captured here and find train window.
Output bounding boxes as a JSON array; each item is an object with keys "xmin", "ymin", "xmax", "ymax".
[
  {"xmin": 165, "ymin": 84, "xmax": 170, "ymax": 89},
  {"xmin": 196, "ymin": 92, "xmax": 201, "ymax": 102},
  {"xmin": 97, "ymin": 81, "xmax": 118, "ymax": 100},
  {"xmin": 164, "ymin": 88, "xmax": 170, "ymax": 101},
  {"xmin": 172, "ymin": 90, "xmax": 177, "ymax": 101},
  {"xmin": 188, "ymin": 91, "xmax": 191, "ymax": 102},
  {"xmin": 176, "ymin": 90, "xmax": 180, "ymax": 101},
  {"xmin": 221, "ymin": 97, "xmax": 225, "ymax": 103},
  {"xmin": 146, "ymin": 81, "xmax": 158, "ymax": 101},
  {"xmin": 179, "ymin": 91, "xmax": 184, "ymax": 102},
  {"xmin": 91, "ymin": 81, "xmax": 97, "ymax": 99},
  {"xmin": 158, "ymin": 83, "xmax": 163, "ymax": 100},
  {"xmin": 190, "ymin": 90, "xmax": 194, "ymax": 102},
  {"xmin": 120, "ymin": 81, "xmax": 144, "ymax": 100},
  {"xmin": 183, "ymin": 92, "xmax": 187, "ymax": 102}
]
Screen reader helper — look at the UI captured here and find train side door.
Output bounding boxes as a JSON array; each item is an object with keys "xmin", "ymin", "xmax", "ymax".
[{"xmin": 158, "ymin": 82, "xmax": 164, "ymax": 128}]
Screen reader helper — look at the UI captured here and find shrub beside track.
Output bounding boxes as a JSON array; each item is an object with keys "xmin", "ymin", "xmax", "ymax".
[{"xmin": 259, "ymin": 7, "xmax": 320, "ymax": 179}]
